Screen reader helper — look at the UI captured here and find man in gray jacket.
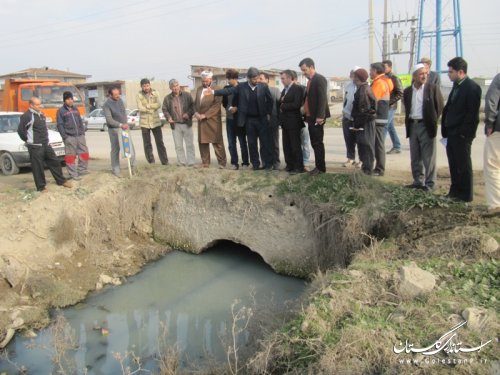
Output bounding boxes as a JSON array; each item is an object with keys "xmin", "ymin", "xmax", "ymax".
[
  {"xmin": 484, "ymin": 72, "xmax": 500, "ymax": 216},
  {"xmin": 103, "ymin": 86, "xmax": 137, "ymax": 177},
  {"xmin": 162, "ymin": 79, "xmax": 195, "ymax": 166}
]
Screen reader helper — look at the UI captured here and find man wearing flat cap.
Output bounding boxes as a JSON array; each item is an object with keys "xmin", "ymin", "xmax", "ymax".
[
  {"xmin": 56, "ymin": 91, "xmax": 89, "ymax": 180},
  {"xmin": 210, "ymin": 67, "xmax": 274, "ymax": 170},
  {"xmin": 193, "ymin": 71, "xmax": 227, "ymax": 168},
  {"xmin": 403, "ymin": 63, "xmax": 444, "ymax": 191}
]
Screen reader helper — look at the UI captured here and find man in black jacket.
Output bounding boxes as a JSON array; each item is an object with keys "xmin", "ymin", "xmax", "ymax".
[
  {"xmin": 212, "ymin": 67, "xmax": 273, "ymax": 170},
  {"xmin": 279, "ymin": 70, "xmax": 304, "ymax": 174},
  {"xmin": 442, "ymin": 57, "xmax": 482, "ymax": 202},
  {"xmin": 220, "ymin": 69, "xmax": 249, "ymax": 170},
  {"xmin": 56, "ymin": 91, "xmax": 89, "ymax": 180},
  {"xmin": 18, "ymin": 97, "xmax": 72, "ymax": 192},
  {"xmin": 403, "ymin": 64, "xmax": 444, "ymax": 191},
  {"xmin": 299, "ymin": 57, "xmax": 330, "ymax": 176}
]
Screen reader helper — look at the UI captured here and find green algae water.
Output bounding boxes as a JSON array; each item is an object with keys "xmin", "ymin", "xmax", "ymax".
[{"xmin": 0, "ymin": 242, "xmax": 306, "ymax": 374}]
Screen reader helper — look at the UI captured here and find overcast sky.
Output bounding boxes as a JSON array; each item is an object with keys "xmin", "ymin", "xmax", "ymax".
[{"xmin": 0, "ymin": 0, "xmax": 498, "ymax": 86}]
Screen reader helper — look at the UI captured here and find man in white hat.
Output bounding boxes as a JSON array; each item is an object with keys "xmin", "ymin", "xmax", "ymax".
[
  {"xmin": 193, "ymin": 70, "xmax": 227, "ymax": 168},
  {"xmin": 402, "ymin": 63, "xmax": 444, "ymax": 191}
]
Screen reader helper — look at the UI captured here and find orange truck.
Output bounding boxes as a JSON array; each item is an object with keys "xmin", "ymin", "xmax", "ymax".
[{"xmin": 0, "ymin": 79, "xmax": 86, "ymax": 125}]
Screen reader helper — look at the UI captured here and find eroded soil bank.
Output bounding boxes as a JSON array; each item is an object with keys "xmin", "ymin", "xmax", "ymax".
[{"xmin": 0, "ymin": 166, "xmax": 498, "ymax": 374}]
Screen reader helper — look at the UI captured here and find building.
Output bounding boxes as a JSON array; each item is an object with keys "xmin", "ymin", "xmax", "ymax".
[
  {"xmin": 329, "ymin": 76, "xmax": 351, "ymax": 102},
  {"xmin": 190, "ymin": 65, "xmax": 307, "ymax": 91},
  {"xmin": 0, "ymin": 67, "xmax": 91, "ymax": 84},
  {"xmin": 76, "ymin": 80, "xmax": 170, "ymax": 112}
]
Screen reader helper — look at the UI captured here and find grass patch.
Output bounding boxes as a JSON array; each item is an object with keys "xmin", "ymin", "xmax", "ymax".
[
  {"xmin": 383, "ymin": 185, "xmax": 464, "ymax": 212},
  {"xmin": 276, "ymin": 173, "xmax": 362, "ymax": 212}
]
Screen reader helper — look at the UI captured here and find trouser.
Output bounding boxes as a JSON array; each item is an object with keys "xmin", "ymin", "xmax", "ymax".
[
  {"xmin": 226, "ymin": 118, "xmax": 249, "ymax": 167},
  {"xmin": 282, "ymin": 126, "xmax": 304, "ymax": 172},
  {"xmin": 446, "ymin": 135, "xmax": 473, "ymax": 202},
  {"xmin": 246, "ymin": 117, "xmax": 271, "ymax": 168},
  {"xmin": 383, "ymin": 109, "xmax": 401, "ymax": 150},
  {"xmin": 27, "ymin": 144, "xmax": 66, "ymax": 191},
  {"xmin": 374, "ymin": 125, "xmax": 386, "ymax": 174},
  {"xmin": 172, "ymin": 123, "xmax": 196, "ymax": 166},
  {"xmin": 269, "ymin": 115, "xmax": 281, "ymax": 167},
  {"xmin": 301, "ymin": 125, "xmax": 311, "ymax": 164},
  {"xmin": 355, "ymin": 120, "xmax": 376, "ymax": 174},
  {"xmin": 199, "ymin": 142, "xmax": 226, "ymax": 167},
  {"xmin": 483, "ymin": 132, "xmax": 500, "ymax": 209},
  {"xmin": 64, "ymin": 135, "xmax": 89, "ymax": 178},
  {"xmin": 308, "ymin": 121, "xmax": 326, "ymax": 172},
  {"xmin": 342, "ymin": 117, "xmax": 357, "ymax": 160},
  {"xmin": 108, "ymin": 127, "xmax": 136, "ymax": 175},
  {"xmin": 409, "ymin": 122, "xmax": 437, "ymax": 189},
  {"xmin": 141, "ymin": 126, "xmax": 168, "ymax": 164}
]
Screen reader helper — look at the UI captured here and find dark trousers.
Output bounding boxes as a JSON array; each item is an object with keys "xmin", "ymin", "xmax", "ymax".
[
  {"xmin": 141, "ymin": 126, "xmax": 168, "ymax": 164},
  {"xmin": 374, "ymin": 125, "xmax": 386, "ymax": 174},
  {"xmin": 282, "ymin": 126, "xmax": 304, "ymax": 172},
  {"xmin": 307, "ymin": 121, "xmax": 326, "ymax": 172},
  {"xmin": 269, "ymin": 115, "xmax": 281, "ymax": 167},
  {"xmin": 246, "ymin": 117, "xmax": 271, "ymax": 168},
  {"xmin": 355, "ymin": 120, "xmax": 376, "ymax": 174},
  {"xmin": 28, "ymin": 144, "xmax": 66, "ymax": 191},
  {"xmin": 446, "ymin": 135, "xmax": 474, "ymax": 202},
  {"xmin": 342, "ymin": 117, "xmax": 357, "ymax": 160},
  {"xmin": 226, "ymin": 118, "xmax": 249, "ymax": 167}
]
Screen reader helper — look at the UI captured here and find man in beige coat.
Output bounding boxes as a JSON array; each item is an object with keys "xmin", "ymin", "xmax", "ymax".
[
  {"xmin": 137, "ymin": 78, "xmax": 168, "ymax": 165},
  {"xmin": 194, "ymin": 71, "xmax": 226, "ymax": 168}
]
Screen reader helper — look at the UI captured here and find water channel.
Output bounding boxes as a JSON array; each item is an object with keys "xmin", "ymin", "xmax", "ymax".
[{"xmin": 0, "ymin": 241, "xmax": 307, "ymax": 374}]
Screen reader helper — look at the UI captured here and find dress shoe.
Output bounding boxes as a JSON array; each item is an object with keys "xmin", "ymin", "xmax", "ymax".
[
  {"xmin": 308, "ymin": 168, "xmax": 324, "ymax": 176},
  {"xmin": 62, "ymin": 181, "xmax": 73, "ymax": 189}
]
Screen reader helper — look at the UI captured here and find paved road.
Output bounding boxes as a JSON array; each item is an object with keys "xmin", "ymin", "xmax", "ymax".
[{"xmin": 85, "ymin": 124, "xmax": 487, "ymax": 173}]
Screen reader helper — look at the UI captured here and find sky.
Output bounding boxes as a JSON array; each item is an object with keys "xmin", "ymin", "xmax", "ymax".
[{"xmin": 0, "ymin": 0, "xmax": 499, "ymax": 87}]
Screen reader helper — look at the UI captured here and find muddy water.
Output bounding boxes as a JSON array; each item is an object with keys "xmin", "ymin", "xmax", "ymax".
[{"xmin": 1, "ymin": 242, "xmax": 306, "ymax": 374}]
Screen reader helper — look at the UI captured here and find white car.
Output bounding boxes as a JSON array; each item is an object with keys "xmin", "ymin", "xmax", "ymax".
[
  {"xmin": 0, "ymin": 112, "xmax": 65, "ymax": 176},
  {"xmin": 84, "ymin": 108, "xmax": 108, "ymax": 131}
]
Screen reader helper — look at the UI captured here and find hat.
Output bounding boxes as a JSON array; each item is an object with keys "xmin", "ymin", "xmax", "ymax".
[
  {"xmin": 412, "ymin": 63, "xmax": 426, "ymax": 75},
  {"xmin": 63, "ymin": 91, "xmax": 73, "ymax": 101},
  {"xmin": 201, "ymin": 70, "xmax": 213, "ymax": 79},
  {"xmin": 354, "ymin": 68, "xmax": 369, "ymax": 83},
  {"xmin": 351, "ymin": 65, "xmax": 362, "ymax": 73},
  {"xmin": 247, "ymin": 67, "xmax": 260, "ymax": 78}
]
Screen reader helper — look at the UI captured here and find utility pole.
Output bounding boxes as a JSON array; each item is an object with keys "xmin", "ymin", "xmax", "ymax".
[
  {"xmin": 381, "ymin": 16, "xmax": 419, "ymax": 73},
  {"xmin": 368, "ymin": 0, "xmax": 375, "ymax": 64},
  {"xmin": 382, "ymin": 0, "xmax": 389, "ymax": 60},
  {"xmin": 417, "ymin": 0, "xmax": 463, "ymax": 73}
]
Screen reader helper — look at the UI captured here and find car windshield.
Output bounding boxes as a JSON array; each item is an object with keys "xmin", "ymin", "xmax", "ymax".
[
  {"xmin": 0, "ymin": 115, "xmax": 21, "ymax": 133},
  {"xmin": 35, "ymin": 86, "xmax": 83, "ymax": 107},
  {"xmin": 89, "ymin": 109, "xmax": 103, "ymax": 117}
]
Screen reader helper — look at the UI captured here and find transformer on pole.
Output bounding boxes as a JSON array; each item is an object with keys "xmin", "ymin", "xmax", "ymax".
[{"xmin": 416, "ymin": 0, "xmax": 463, "ymax": 73}]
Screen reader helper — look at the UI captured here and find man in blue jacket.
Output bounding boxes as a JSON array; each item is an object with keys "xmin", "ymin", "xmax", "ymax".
[
  {"xmin": 56, "ymin": 91, "xmax": 89, "ymax": 180},
  {"xmin": 211, "ymin": 67, "xmax": 274, "ymax": 170}
]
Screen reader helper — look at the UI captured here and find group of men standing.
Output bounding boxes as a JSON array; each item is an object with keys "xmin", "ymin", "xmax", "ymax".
[
  {"xmin": 341, "ymin": 55, "xmax": 499, "ymax": 215},
  {"xmin": 16, "ymin": 56, "xmax": 500, "ymax": 216}
]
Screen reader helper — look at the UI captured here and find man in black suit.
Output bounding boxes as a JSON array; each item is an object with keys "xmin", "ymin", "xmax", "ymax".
[
  {"xmin": 299, "ymin": 57, "xmax": 330, "ymax": 176},
  {"xmin": 279, "ymin": 70, "xmax": 304, "ymax": 174},
  {"xmin": 442, "ymin": 57, "xmax": 482, "ymax": 202},
  {"xmin": 403, "ymin": 63, "xmax": 444, "ymax": 191},
  {"xmin": 212, "ymin": 67, "xmax": 274, "ymax": 170}
]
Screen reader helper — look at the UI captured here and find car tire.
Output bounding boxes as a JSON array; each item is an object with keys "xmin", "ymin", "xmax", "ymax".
[{"xmin": 0, "ymin": 152, "xmax": 20, "ymax": 175}]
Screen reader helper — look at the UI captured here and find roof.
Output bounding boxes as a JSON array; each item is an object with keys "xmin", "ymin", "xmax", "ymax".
[
  {"xmin": 190, "ymin": 65, "xmax": 290, "ymax": 78},
  {"xmin": 75, "ymin": 80, "xmax": 125, "ymax": 87},
  {"xmin": 0, "ymin": 67, "xmax": 91, "ymax": 79},
  {"xmin": 0, "ymin": 112, "xmax": 23, "ymax": 115}
]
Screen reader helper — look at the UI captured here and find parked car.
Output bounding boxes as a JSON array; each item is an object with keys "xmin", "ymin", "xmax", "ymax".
[
  {"xmin": 127, "ymin": 109, "xmax": 140, "ymax": 129},
  {"xmin": 0, "ymin": 112, "xmax": 65, "ymax": 175},
  {"xmin": 83, "ymin": 109, "xmax": 107, "ymax": 131}
]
